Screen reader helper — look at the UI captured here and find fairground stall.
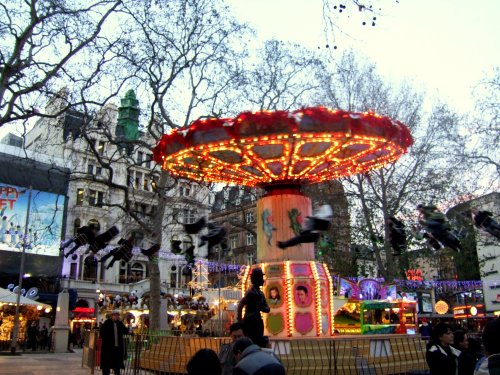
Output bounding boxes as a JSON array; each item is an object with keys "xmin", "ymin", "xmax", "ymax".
[
  {"xmin": 0, "ymin": 287, "xmax": 51, "ymax": 349},
  {"xmin": 334, "ymin": 278, "xmax": 417, "ymax": 335}
]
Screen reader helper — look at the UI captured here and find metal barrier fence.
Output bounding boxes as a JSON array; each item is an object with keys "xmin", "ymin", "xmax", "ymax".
[{"xmin": 83, "ymin": 331, "xmax": 429, "ymax": 375}]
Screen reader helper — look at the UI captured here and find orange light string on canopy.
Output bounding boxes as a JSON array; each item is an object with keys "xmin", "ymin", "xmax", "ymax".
[{"xmin": 153, "ymin": 107, "xmax": 413, "ymax": 187}]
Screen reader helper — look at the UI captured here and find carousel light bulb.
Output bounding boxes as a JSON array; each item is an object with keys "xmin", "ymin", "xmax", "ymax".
[
  {"xmin": 37, "ymin": 305, "xmax": 43, "ymax": 310},
  {"xmin": 45, "ymin": 308, "xmax": 51, "ymax": 313}
]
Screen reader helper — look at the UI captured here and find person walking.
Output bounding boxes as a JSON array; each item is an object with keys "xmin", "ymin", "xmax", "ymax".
[
  {"xmin": 99, "ymin": 310, "xmax": 128, "ymax": 375},
  {"xmin": 426, "ymin": 322, "xmax": 460, "ymax": 375}
]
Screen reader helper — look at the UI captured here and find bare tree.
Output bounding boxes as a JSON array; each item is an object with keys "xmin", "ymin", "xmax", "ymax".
[
  {"xmin": 241, "ymin": 40, "xmax": 322, "ymax": 111},
  {"xmin": 0, "ymin": 0, "xmax": 122, "ymax": 127},
  {"xmin": 445, "ymin": 67, "xmax": 500, "ymax": 190},
  {"xmin": 317, "ymin": 51, "xmax": 472, "ymax": 280}
]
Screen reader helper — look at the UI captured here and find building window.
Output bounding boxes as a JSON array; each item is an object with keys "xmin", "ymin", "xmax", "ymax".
[
  {"xmin": 246, "ymin": 232, "xmax": 255, "ymax": 246},
  {"xmin": 179, "ymin": 185, "xmax": 190, "ymax": 197},
  {"xmin": 73, "ymin": 218, "xmax": 81, "ymax": 235},
  {"xmin": 82, "ymin": 256, "xmax": 97, "ymax": 281},
  {"xmin": 183, "ymin": 235, "xmax": 193, "ymax": 251},
  {"xmin": 143, "ymin": 177, "xmax": 149, "ymax": 191},
  {"xmin": 230, "ymin": 235, "xmax": 238, "ymax": 249},
  {"xmin": 88, "ymin": 190, "xmax": 104, "ymax": 207},
  {"xmin": 87, "ymin": 164, "xmax": 94, "ymax": 175},
  {"xmin": 97, "ymin": 141, "xmax": 105, "ymax": 155},
  {"xmin": 145, "ymin": 154, "xmax": 152, "ymax": 169},
  {"xmin": 137, "ymin": 151, "xmax": 143, "ymax": 164},
  {"xmin": 97, "ymin": 191, "xmax": 104, "ymax": 207},
  {"xmin": 70, "ymin": 262, "xmax": 78, "ymax": 279},
  {"xmin": 127, "ymin": 173, "xmax": 133, "ymax": 187},
  {"xmin": 76, "ymin": 189, "xmax": 84, "ymax": 206},
  {"xmin": 135, "ymin": 172, "xmax": 142, "ymax": 189},
  {"xmin": 246, "ymin": 212, "xmax": 255, "ymax": 223},
  {"xmin": 119, "ymin": 261, "xmax": 128, "ymax": 284},
  {"xmin": 182, "ymin": 208, "xmax": 196, "ymax": 224},
  {"xmin": 130, "ymin": 263, "xmax": 144, "ymax": 282},
  {"xmin": 96, "ymin": 166, "xmax": 102, "ymax": 176},
  {"xmin": 170, "ymin": 272, "xmax": 177, "ymax": 288},
  {"xmin": 246, "ymin": 252, "xmax": 255, "ymax": 265},
  {"xmin": 89, "ymin": 190, "xmax": 97, "ymax": 206},
  {"xmin": 132, "ymin": 231, "xmax": 144, "ymax": 247}
]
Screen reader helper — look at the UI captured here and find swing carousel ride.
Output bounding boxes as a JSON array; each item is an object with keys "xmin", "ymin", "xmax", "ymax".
[{"xmin": 153, "ymin": 107, "xmax": 413, "ymax": 338}]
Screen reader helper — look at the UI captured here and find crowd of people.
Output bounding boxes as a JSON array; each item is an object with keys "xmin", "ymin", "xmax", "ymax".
[
  {"xmin": 425, "ymin": 318, "xmax": 500, "ymax": 375},
  {"xmin": 25, "ymin": 321, "xmax": 50, "ymax": 351}
]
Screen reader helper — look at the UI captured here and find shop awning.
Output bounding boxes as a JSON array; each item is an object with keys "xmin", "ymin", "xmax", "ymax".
[{"xmin": 0, "ymin": 287, "xmax": 51, "ymax": 308}]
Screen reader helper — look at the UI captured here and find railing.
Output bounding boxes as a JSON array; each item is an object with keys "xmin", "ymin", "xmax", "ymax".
[{"xmin": 83, "ymin": 330, "xmax": 429, "ymax": 375}]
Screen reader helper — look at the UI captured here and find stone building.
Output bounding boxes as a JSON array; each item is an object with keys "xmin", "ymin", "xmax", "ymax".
[{"xmin": 22, "ymin": 89, "xmax": 213, "ymax": 309}]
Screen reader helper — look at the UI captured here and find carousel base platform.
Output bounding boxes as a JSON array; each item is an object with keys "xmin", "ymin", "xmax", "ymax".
[{"xmin": 133, "ymin": 333, "xmax": 428, "ymax": 375}]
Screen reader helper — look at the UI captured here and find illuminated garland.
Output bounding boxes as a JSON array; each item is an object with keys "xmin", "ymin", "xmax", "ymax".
[
  {"xmin": 285, "ymin": 261, "xmax": 293, "ymax": 337},
  {"xmin": 310, "ymin": 261, "xmax": 322, "ymax": 336},
  {"xmin": 323, "ymin": 264, "xmax": 335, "ymax": 336},
  {"xmin": 345, "ymin": 277, "xmax": 483, "ymax": 292},
  {"xmin": 153, "ymin": 107, "xmax": 413, "ymax": 187}
]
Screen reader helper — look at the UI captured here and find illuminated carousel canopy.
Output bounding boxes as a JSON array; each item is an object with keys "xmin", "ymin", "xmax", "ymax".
[{"xmin": 153, "ymin": 107, "xmax": 413, "ymax": 187}]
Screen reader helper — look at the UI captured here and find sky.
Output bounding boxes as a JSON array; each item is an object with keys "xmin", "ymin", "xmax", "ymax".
[
  {"xmin": 226, "ymin": 0, "xmax": 500, "ymax": 113},
  {"xmin": 1, "ymin": 0, "xmax": 498, "ymax": 140}
]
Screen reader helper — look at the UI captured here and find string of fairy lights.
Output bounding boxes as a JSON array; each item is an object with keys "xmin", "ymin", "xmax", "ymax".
[{"xmin": 153, "ymin": 107, "xmax": 413, "ymax": 187}]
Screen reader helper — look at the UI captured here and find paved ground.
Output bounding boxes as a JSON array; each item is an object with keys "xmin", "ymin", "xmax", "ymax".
[{"xmin": 0, "ymin": 348, "xmax": 93, "ymax": 375}]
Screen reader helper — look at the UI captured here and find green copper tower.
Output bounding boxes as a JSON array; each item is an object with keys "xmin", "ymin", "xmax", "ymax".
[{"xmin": 117, "ymin": 89, "xmax": 140, "ymax": 141}]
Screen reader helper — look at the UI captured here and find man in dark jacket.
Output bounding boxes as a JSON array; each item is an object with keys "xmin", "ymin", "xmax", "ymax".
[
  {"xmin": 232, "ymin": 337, "xmax": 285, "ymax": 375},
  {"xmin": 100, "ymin": 310, "xmax": 129, "ymax": 375}
]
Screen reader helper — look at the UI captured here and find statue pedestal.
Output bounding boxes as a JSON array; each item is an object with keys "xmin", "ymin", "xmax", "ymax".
[
  {"xmin": 52, "ymin": 326, "xmax": 70, "ymax": 353},
  {"xmin": 53, "ymin": 289, "xmax": 70, "ymax": 353}
]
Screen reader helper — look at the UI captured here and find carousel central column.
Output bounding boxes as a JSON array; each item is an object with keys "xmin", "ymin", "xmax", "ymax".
[
  {"xmin": 248, "ymin": 184, "xmax": 335, "ymax": 338},
  {"xmin": 256, "ymin": 185, "xmax": 314, "ymax": 263}
]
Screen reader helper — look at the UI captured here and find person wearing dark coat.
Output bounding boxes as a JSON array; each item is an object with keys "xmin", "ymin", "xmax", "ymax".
[
  {"xmin": 100, "ymin": 310, "xmax": 129, "ymax": 375},
  {"xmin": 237, "ymin": 268, "xmax": 269, "ymax": 347},
  {"xmin": 453, "ymin": 329, "xmax": 478, "ymax": 375},
  {"xmin": 426, "ymin": 322, "xmax": 460, "ymax": 375},
  {"xmin": 232, "ymin": 337, "xmax": 285, "ymax": 375}
]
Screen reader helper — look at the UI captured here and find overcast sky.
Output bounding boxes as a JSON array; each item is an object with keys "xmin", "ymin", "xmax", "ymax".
[
  {"xmin": 226, "ymin": 0, "xmax": 499, "ymax": 112},
  {"xmin": 2, "ymin": 0, "xmax": 498, "ymax": 140}
]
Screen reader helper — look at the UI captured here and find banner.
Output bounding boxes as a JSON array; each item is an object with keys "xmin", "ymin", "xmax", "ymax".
[{"xmin": 0, "ymin": 184, "xmax": 64, "ymax": 257}]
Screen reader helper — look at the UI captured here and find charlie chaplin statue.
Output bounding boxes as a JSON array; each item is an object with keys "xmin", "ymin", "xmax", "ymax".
[{"xmin": 237, "ymin": 267, "xmax": 270, "ymax": 347}]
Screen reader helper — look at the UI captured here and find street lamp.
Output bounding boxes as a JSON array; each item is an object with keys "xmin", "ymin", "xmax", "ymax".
[{"xmin": 10, "ymin": 186, "xmax": 32, "ymax": 354}]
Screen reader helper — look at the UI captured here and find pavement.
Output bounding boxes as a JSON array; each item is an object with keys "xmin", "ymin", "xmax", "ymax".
[{"xmin": 0, "ymin": 348, "xmax": 92, "ymax": 375}]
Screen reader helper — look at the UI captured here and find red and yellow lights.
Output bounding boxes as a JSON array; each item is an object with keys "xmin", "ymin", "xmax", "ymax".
[
  {"xmin": 285, "ymin": 261, "xmax": 293, "ymax": 337},
  {"xmin": 153, "ymin": 107, "xmax": 413, "ymax": 187},
  {"xmin": 323, "ymin": 264, "xmax": 335, "ymax": 336},
  {"xmin": 310, "ymin": 262, "xmax": 322, "ymax": 336}
]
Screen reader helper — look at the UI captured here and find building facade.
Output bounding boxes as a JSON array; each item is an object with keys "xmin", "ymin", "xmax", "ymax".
[{"xmin": 22, "ymin": 89, "xmax": 214, "ymax": 311}]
